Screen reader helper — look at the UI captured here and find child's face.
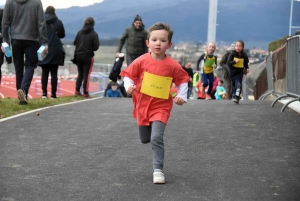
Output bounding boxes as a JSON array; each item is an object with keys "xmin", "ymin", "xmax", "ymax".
[
  {"xmin": 235, "ymin": 42, "xmax": 244, "ymax": 53},
  {"xmin": 218, "ymin": 81, "xmax": 223, "ymax": 86},
  {"xmin": 111, "ymin": 85, "xmax": 118, "ymax": 91},
  {"xmin": 146, "ymin": 30, "xmax": 172, "ymax": 59},
  {"xmin": 207, "ymin": 43, "xmax": 216, "ymax": 54}
]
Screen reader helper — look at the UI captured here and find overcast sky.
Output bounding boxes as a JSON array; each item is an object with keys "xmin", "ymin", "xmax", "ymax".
[{"xmin": 0, "ymin": 0, "xmax": 104, "ymax": 9}]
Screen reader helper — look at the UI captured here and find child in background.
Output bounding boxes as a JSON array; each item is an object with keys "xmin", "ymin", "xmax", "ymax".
[
  {"xmin": 120, "ymin": 22, "xmax": 189, "ymax": 184},
  {"xmin": 215, "ymin": 79, "xmax": 226, "ymax": 100},
  {"xmin": 196, "ymin": 42, "xmax": 218, "ymax": 100},
  {"xmin": 105, "ymin": 82, "xmax": 122, "ymax": 97},
  {"xmin": 211, "ymin": 73, "xmax": 219, "ymax": 99},
  {"xmin": 195, "ymin": 77, "xmax": 207, "ymax": 99},
  {"xmin": 226, "ymin": 40, "xmax": 249, "ymax": 104}
]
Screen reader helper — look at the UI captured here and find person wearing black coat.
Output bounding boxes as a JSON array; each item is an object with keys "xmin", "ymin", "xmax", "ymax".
[
  {"xmin": 73, "ymin": 17, "xmax": 100, "ymax": 98},
  {"xmin": 38, "ymin": 6, "xmax": 65, "ymax": 99}
]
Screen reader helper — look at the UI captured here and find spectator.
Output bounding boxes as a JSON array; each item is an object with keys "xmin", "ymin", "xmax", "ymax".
[
  {"xmin": 196, "ymin": 42, "xmax": 218, "ymax": 100},
  {"xmin": 227, "ymin": 40, "xmax": 249, "ymax": 104},
  {"xmin": 192, "ymin": 70, "xmax": 200, "ymax": 99},
  {"xmin": 182, "ymin": 61, "xmax": 193, "ymax": 99},
  {"xmin": 38, "ymin": 6, "xmax": 65, "ymax": 99},
  {"xmin": 73, "ymin": 17, "xmax": 100, "ymax": 98},
  {"xmin": 220, "ymin": 43, "xmax": 235, "ymax": 99},
  {"xmin": 105, "ymin": 82, "xmax": 122, "ymax": 98},
  {"xmin": 1, "ymin": 0, "xmax": 48, "ymax": 105},
  {"xmin": 116, "ymin": 15, "xmax": 148, "ymax": 66}
]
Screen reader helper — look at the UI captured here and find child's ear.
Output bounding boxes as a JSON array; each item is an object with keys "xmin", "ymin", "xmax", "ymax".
[
  {"xmin": 146, "ymin": 40, "xmax": 150, "ymax": 48},
  {"xmin": 167, "ymin": 42, "xmax": 172, "ymax": 49}
]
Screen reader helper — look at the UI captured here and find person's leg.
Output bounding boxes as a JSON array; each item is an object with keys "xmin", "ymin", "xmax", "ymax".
[
  {"xmin": 75, "ymin": 60, "xmax": 84, "ymax": 94},
  {"xmin": 82, "ymin": 57, "xmax": 93, "ymax": 96},
  {"xmin": 207, "ymin": 73, "xmax": 214, "ymax": 95},
  {"xmin": 41, "ymin": 65, "xmax": 50, "ymax": 97},
  {"xmin": 126, "ymin": 54, "xmax": 135, "ymax": 66},
  {"xmin": 201, "ymin": 73, "xmax": 208, "ymax": 88},
  {"xmin": 151, "ymin": 121, "xmax": 166, "ymax": 171},
  {"xmin": 234, "ymin": 73, "xmax": 243, "ymax": 99},
  {"xmin": 11, "ymin": 39, "xmax": 25, "ymax": 92},
  {"xmin": 138, "ymin": 125, "xmax": 152, "ymax": 144},
  {"xmin": 187, "ymin": 86, "xmax": 192, "ymax": 99},
  {"xmin": 22, "ymin": 40, "xmax": 39, "ymax": 96},
  {"xmin": 50, "ymin": 65, "xmax": 59, "ymax": 98}
]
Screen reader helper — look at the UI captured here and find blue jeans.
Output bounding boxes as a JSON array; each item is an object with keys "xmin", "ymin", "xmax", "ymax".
[
  {"xmin": 11, "ymin": 39, "xmax": 39, "ymax": 96},
  {"xmin": 138, "ymin": 121, "xmax": 166, "ymax": 170},
  {"xmin": 201, "ymin": 73, "xmax": 214, "ymax": 95},
  {"xmin": 231, "ymin": 72, "xmax": 243, "ymax": 98}
]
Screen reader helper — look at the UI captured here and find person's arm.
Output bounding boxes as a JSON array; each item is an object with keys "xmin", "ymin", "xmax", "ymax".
[
  {"xmin": 1, "ymin": 1, "xmax": 10, "ymax": 45},
  {"xmin": 214, "ymin": 55, "xmax": 218, "ymax": 67},
  {"xmin": 123, "ymin": 77, "xmax": 134, "ymax": 91},
  {"xmin": 56, "ymin": 19, "xmax": 65, "ymax": 39},
  {"xmin": 226, "ymin": 52, "xmax": 236, "ymax": 66},
  {"xmin": 244, "ymin": 53, "xmax": 249, "ymax": 69},
  {"xmin": 92, "ymin": 32, "xmax": 100, "ymax": 51},
  {"xmin": 176, "ymin": 82, "xmax": 188, "ymax": 102},
  {"xmin": 196, "ymin": 54, "xmax": 205, "ymax": 71},
  {"xmin": 116, "ymin": 28, "xmax": 128, "ymax": 53},
  {"xmin": 37, "ymin": 1, "xmax": 48, "ymax": 46}
]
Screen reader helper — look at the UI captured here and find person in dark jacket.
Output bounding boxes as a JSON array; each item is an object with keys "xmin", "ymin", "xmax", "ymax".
[
  {"xmin": 116, "ymin": 15, "xmax": 148, "ymax": 66},
  {"xmin": 182, "ymin": 61, "xmax": 193, "ymax": 99},
  {"xmin": 38, "ymin": 6, "xmax": 65, "ymax": 99},
  {"xmin": 219, "ymin": 43, "xmax": 235, "ymax": 100},
  {"xmin": 227, "ymin": 40, "xmax": 249, "ymax": 104},
  {"xmin": 73, "ymin": 17, "xmax": 100, "ymax": 98}
]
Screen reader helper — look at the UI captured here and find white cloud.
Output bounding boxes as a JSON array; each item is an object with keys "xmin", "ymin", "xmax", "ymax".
[{"xmin": 0, "ymin": 0, "xmax": 104, "ymax": 9}]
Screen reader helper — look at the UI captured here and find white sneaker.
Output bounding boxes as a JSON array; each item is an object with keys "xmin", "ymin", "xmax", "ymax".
[{"xmin": 153, "ymin": 170, "xmax": 165, "ymax": 184}]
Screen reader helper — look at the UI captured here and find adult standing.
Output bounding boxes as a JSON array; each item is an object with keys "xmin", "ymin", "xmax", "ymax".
[
  {"xmin": 38, "ymin": 6, "xmax": 65, "ymax": 99},
  {"xmin": 182, "ymin": 61, "xmax": 194, "ymax": 99},
  {"xmin": 116, "ymin": 15, "xmax": 148, "ymax": 66},
  {"xmin": 73, "ymin": 17, "xmax": 100, "ymax": 98},
  {"xmin": 2, "ymin": 0, "xmax": 48, "ymax": 105}
]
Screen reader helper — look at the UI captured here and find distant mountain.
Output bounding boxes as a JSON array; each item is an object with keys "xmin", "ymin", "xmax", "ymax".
[{"xmin": 3, "ymin": 0, "xmax": 300, "ymax": 48}]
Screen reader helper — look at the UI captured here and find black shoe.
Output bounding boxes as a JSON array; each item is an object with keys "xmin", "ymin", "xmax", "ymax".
[
  {"xmin": 19, "ymin": 100, "xmax": 28, "ymax": 105},
  {"xmin": 51, "ymin": 95, "xmax": 57, "ymax": 99},
  {"xmin": 17, "ymin": 89, "xmax": 28, "ymax": 103}
]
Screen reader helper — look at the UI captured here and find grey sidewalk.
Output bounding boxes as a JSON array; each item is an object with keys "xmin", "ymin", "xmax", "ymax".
[{"xmin": 0, "ymin": 98, "xmax": 299, "ymax": 201}]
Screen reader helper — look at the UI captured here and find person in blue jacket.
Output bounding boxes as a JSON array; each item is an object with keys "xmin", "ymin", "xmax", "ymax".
[{"xmin": 106, "ymin": 82, "xmax": 122, "ymax": 98}]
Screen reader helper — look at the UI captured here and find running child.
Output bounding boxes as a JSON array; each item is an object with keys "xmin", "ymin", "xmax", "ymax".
[
  {"xmin": 120, "ymin": 22, "xmax": 189, "ymax": 184},
  {"xmin": 226, "ymin": 40, "xmax": 249, "ymax": 104},
  {"xmin": 196, "ymin": 42, "xmax": 218, "ymax": 100}
]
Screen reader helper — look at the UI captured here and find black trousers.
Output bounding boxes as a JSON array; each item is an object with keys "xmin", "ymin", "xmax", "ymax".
[
  {"xmin": 41, "ymin": 64, "xmax": 59, "ymax": 97},
  {"xmin": 75, "ymin": 54, "xmax": 93, "ymax": 94},
  {"xmin": 11, "ymin": 39, "xmax": 39, "ymax": 96}
]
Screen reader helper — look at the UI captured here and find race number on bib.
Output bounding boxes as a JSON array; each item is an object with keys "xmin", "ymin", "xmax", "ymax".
[{"xmin": 140, "ymin": 72, "xmax": 173, "ymax": 99}]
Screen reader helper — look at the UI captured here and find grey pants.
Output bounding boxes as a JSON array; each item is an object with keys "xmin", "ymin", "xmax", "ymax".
[{"xmin": 138, "ymin": 121, "xmax": 166, "ymax": 170}]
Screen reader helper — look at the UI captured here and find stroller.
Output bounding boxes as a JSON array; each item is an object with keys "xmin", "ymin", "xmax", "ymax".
[{"xmin": 104, "ymin": 53, "xmax": 127, "ymax": 97}]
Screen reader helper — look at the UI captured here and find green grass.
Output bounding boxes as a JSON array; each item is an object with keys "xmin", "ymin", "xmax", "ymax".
[{"xmin": 0, "ymin": 96, "xmax": 87, "ymax": 119}]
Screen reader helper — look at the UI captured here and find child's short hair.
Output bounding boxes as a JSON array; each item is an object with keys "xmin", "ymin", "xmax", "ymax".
[
  {"xmin": 219, "ymin": 80, "xmax": 224, "ymax": 84},
  {"xmin": 147, "ymin": 22, "xmax": 173, "ymax": 42},
  {"xmin": 111, "ymin": 82, "xmax": 117, "ymax": 86}
]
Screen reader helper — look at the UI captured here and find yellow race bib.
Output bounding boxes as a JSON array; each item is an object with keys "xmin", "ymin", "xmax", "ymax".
[
  {"xmin": 233, "ymin": 57, "xmax": 244, "ymax": 68},
  {"xmin": 140, "ymin": 72, "xmax": 173, "ymax": 99}
]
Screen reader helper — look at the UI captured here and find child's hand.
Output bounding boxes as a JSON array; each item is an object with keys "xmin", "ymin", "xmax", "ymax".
[
  {"xmin": 127, "ymin": 85, "xmax": 136, "ymax": 95},
  {"xmin": 246, "ymin": 69, "xmax": 249, "ymax": 74},
  {"xmin": 213, "ymin": 64, "xmax": 217, "ymax": 69},
  {"xmin": 235, "ymin": 59, "xmax": 240, "ymax": 64},
  {"xmin": 174, "ymin": 97, "xmax": 185, "ymax": 106}
]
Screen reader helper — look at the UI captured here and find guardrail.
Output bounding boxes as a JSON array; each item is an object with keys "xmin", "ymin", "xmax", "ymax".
[{"xmin": 270, "ymin": 35, "xmax": 300, "ymax": 112}]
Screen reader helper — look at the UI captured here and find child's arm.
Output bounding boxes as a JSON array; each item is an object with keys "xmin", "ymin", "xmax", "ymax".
[
  {"xmin": 174, "ymin": 82, "xmax": 188, "ymax": 105},
  {"xmin": 123, "ymin": 77, "xmax": 136, "ymax": 95},
  {"xmin": 196, "ymin": 54, "xmax": 205, "ymax": 71},
  {"xmin": 214, "ymin": 55, "xmax": 218, "ymax": 68}
]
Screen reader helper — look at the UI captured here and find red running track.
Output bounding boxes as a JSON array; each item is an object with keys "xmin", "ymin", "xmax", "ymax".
[{"xmin": 0, "ymin": 76, "xmax": 99, "ymax": 99}]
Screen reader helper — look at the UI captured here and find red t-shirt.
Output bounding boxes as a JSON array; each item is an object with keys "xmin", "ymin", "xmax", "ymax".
[{"xmin": 120, "ymin": 53, "xmax": 189, "ymax": 126}]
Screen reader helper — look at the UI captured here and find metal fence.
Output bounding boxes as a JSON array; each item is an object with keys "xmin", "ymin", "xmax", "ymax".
[{"xmin": 270, "ymin": 35, "xmax": 300, "ymax": 112}]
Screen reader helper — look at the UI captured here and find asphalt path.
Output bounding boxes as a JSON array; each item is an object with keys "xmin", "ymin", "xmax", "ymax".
[{"xmin": 0, "ymin": 98, "xmax": 299, "ymax": 201}]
